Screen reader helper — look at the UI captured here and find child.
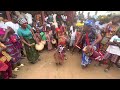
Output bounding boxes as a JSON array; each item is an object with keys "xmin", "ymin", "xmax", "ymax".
[
  {"xmin": 46, "ymin": 26, "xmax": 53, "ymax": 51},
  {"xmin": 35, "ymin": 28, "xmax": 42, "ymax": 44},
  {"xmin": 72, "ymin": 28, "xmax": 82, "ymax": 53},
  {"xmin": 69, "ymin": 26, "xmax": 77, "ymax": 51},
  {"xmin": 54, "ymin": 45, "xmax": 67, "ymax": 65},
  {"xmin": 51, "ymin": 25, "xmax": 57, "ymax": 49},
  {"xmin": 100, "ymin": 29, "xmax": 120, "ymax": 72}
]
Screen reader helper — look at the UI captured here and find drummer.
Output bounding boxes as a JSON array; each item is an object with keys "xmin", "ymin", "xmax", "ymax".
[
  {"xmin": 17, "ymin": 18, "xmax": 40, "ymax": 64},
  {"xmin": 34, "ymin": 28, "xmax": 42, "ymax": 44},
  {"xmin": 46, "ymin": 26, "xmax": 53, "ymax": 51},
  {"xmin": 80, "ymin": 20, "xmax": 102, "ymax": 68}
]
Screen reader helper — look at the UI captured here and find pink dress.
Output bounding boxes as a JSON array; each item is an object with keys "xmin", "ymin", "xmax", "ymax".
[{"xmin": 46, "ymin": 32, "xmax": 53, "ymax": 50}]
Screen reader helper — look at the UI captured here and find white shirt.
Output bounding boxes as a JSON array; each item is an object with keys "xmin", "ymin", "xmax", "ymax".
[
  {"xmin": 106, "ymin": 35, "xmax": 120, "ymax": 56},
  {"xmin": 71, "ymin": 30, "xmax": 76, "ymax": 40},
  {"xmin": 93, "ymin": 15, "xmax": 98, "ymax": 20},
  {"xmin": 45, "ymin": 17, "xmax": 48, "ymax": 22},
  {"xmin": 0, "ymin": 21, "xmax": 7, "ymax": 29},
  {"xmin": 25, "ymin": 13, "xmax": 33, "ymax": 25},
  {"xmin": 70, "ymin": 26, "xmax": 73, "ymax": 31},
  {"xmin": 53, "ymin": 14, "xmax": 57, "ymax": 23},
  {"xmin": 95, "ymin": 21, "xmax": 107, "ymax": 30},
  {"xmin": 5, "ymin": 21, "xmax": 19, "ymax": 35},
  {"xmin": 52, "ymin": 22, "xmax": 58, "ymax": 28}
]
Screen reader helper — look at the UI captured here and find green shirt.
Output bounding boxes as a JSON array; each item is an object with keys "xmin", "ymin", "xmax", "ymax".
[
  {"xmin": 40, "ymin": 32, "xmax": 46, "ymax": 40},
  {"xmin": 17, "ymin": 24, "xmax": 33, "ymax": 39}
]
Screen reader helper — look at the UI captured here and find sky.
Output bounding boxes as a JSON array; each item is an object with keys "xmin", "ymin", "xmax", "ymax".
[{"xmin": 76, "ymin": 11, "xmax": 108, "ymax": 17}]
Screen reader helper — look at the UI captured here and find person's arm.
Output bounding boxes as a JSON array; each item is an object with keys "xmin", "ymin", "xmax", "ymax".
[
  {"xmin": 27, "ymin": 24, "xmax": 37, "ymax": 40},
  {"xmin": 17, "ymin": 27, "xmax": 34, "ymax": 46},
  {"xmin": 91, "ymin": 29, "xmax": 102, "ymax": 46},
  {"xmin": 37, "ymin": 33, "xmax": 41, "ymax": 41},
  {"xmin": 0, "ymin": 29, "xmax": 10, "ymax": 42},
  {"xmin": 108, "ymin": 36, "xmax": 118, "ymax": 46},
  {"xmin": 19, "ymin": 36, "xmax": 34, "ymax": 47},
  {"xmin": 112, "ymin": 40, "xmax": 120, "ymax": 46}
]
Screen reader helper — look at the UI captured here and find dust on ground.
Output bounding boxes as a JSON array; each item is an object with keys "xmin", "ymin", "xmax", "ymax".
[{"xmin": 14, "ymin": 50, "xmax": 120, "ymax": 79}]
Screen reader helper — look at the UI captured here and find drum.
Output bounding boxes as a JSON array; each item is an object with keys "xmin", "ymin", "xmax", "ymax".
[
  {"xmin": 90, "ymin": 51, "xmax": 104, "ymax": 61},
  {"xmin": 52, "ymin": 39, "xmax": 56, "ymax": 44},
  {"xmin": 35, "ymin": 42, "xmax": 44, "ymax": 51},
  {"xmin": 83, "ymin": 46, "xmax": 93, "ymax": 56},
  {"xmin": 83, "ymin": 46, "xmax": 104, "ymax": 61},
  {"xmin": 41, "ymin": 40, "xmax": 46, "ymax": 45}
]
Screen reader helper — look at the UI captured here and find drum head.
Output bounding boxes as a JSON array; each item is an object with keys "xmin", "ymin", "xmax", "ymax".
[
  {"xmin": 35, "ymin": 43, "xmax": 44, "ymax": 51},
  {"xmin": 52, "ymin": 39, "xmax": 56, "ymax": 44}
]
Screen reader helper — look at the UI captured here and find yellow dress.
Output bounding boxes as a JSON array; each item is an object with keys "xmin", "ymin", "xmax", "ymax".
[
  {"xmin": 0, "ymin": 42, "xmax": 12, "ymax": 62},
  {"xmin": 76, "ymin": 22, "xmax": 84, "ymax": 27}
]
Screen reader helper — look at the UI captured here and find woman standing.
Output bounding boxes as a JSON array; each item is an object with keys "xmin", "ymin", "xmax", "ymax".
[
  {"xmin": 0, "ymin": 28, "xmax": 17, "ymax": 78},
  {"xmin": 101, "ymin": 16, "xmax": 120, "ymax": 52},
  {"xmin": 79, "ymin": 20, "xmax": 102, "ymax": 68},
  {"xmin": 0, "ymin": 21, "xmax": 22, "ymax": 71},
  {"xmin": 17, "ymin": 18, "xmax": 40, "ymax": 64},
  {"xmin": 46, "ymin": 26, "xmax": 53, "ymax": 51}
]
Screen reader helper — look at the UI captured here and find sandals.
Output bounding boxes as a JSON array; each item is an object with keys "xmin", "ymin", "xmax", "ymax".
[
  {"xmin": 37, "ymin": 58, "xmax": 41, "ymax": 61},
  {"xmin": 56, "ymin": 63, "xmax": 59, "ymax": 65},
  {"xmin": 11, "ymin": 74, "xmax": 17, "ymax": 78},
  {"xmin": 104, "ymin": 69, "xmax": 109, "ymax": 72},
  {"xmin": 13, "ymin": 67, "xmax": 19, "ymax": 72},
  {"xmin": 59, "ymin": 63, "xmax": 63, "ymax": 65},
  {"xmin": 81, "ymin": 65, "xmax": 87, "ymax": 69},
  {"xmin": 65, "ymin": 58, "xmax": 67, "ymax": 60},
  {"xmin": 17, "ymin": 64, "xmax": 24, "ymax": 68},
  {"xmin": 94, "ymin": 64, "xmax": 101, "ymax": 67}
]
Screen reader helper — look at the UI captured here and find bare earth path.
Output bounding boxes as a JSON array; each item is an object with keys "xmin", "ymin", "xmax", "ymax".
[{"xmin": 14, "ymin": 50, "xmax": 120, "ymax": 79}]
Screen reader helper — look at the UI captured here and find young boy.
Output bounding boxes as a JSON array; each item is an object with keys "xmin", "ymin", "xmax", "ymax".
[
  {"xmin": 69, "ymin": 26, "xmax": 77, "ymax": 51},
  {"xmin": 99, "ymin": 29, "xmax": 120, "ymax": 72}
]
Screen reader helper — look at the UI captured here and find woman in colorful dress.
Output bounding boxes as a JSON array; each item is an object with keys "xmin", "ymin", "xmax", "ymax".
[
  {"xmin": 17, "ymin": 18, "xmax": 40, "ymax": 64},
  {"xmin": 0, "ymin": 41, "xmax": 15, "ymax": 79},
  {"xmin": 0, "ymin": 28, "xmax": 17, "ymax": 78},
  {"xmin": 0, "ymin": 21, "xmax": 22, "ymax": 71},
  {"xmin": 72, "ymin": 27, "xmax": 82, "ymax": 53},
  {"xmin": 102, "ymin": 29, "xmax": 120, "ymax": 72},
  {"xmin": 101, "ymin": 16, "xmax": 120, "ymax": 53},
  {"xmin": 46, "ymin": 26, "xmax": 53, "ymax": 51},
  {"xmin": 51, "ymin": 25, "xmax": 57, "ymax": 49},
  {"xmin": 79, "ymin": 20, "xmax": 102, "ymax": 68}
]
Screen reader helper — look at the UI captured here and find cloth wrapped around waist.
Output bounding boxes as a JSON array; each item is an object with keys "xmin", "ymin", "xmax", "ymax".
[{"xmin": 83, "ymin": 45, "xmax": 104, "ymax": 61}]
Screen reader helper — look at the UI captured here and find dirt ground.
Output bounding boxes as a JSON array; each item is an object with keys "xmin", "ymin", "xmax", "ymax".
[{"xmin": 14, "ymin": 50, "xmax": 120, "ymax": 79}]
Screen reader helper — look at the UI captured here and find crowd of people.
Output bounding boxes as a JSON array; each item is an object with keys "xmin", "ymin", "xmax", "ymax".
[{"xmin": 0, "ymin": 11, "xmax": 120, "ymax": 79}]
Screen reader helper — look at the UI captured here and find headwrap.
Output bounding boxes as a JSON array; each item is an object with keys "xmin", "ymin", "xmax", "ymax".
[
  {"xmin": 17, "ymin": 17, "xmax": 27, "ymax": 25},
  {"xmin": 99, "ymin": 16, "xmax": 106, "ymax": 21},
  {"xmin": 84, "ymin": 20, "xmax": 94, "ymax": 27},
  {"xmin": 5, "ymin": 22, "xmax": 15, "ymax": 30},
  {"xmin": 5, "ymin": 21, "xmax": 19, "ymax": 34}
]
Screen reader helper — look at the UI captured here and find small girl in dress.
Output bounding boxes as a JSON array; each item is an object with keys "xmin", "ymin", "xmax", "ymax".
[
  {"xmin": 46, "ymin": 26, "xmax": 53, "ymax": 51},
  {"xmin": 35, "ymin": 28, "xmax": 41, "ymax": 44},
  {"xmin": 54, "ymin": 45, "xmax": 66, "ymax": 65},
  {"xmin": 101, "ymin": 28, "xmax": 120, "ymax": 72}
]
